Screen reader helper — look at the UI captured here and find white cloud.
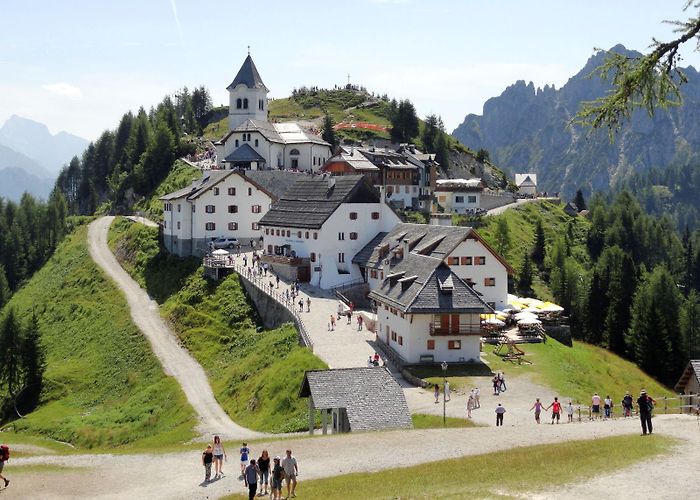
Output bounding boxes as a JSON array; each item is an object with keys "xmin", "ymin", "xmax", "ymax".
[{"xmin": 41, "ymin": 82, "xmax": 83, "ymax": 99}]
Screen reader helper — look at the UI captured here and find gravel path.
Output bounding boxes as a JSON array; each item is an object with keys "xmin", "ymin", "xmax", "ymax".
[
  {"xmin": 9, "ymin": 415, "xmax": 699, "ymax": 499},
  {"xmin": 87, "ymin": 216, "xmax": 261, "ymax": 440}
]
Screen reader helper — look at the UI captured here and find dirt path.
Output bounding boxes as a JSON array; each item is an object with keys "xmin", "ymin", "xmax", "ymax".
[
  {"xmin": 9, "ymin": 415, "xmax": 699, "ymax": 499},
  {"xmin": 87, "ymin": 216, "xmax": 261, "ymax": 440}
]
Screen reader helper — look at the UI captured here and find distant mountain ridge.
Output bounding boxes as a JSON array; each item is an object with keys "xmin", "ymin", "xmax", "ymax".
[
  {"xmin": 0, "ymin": 115, "xmax": 89, "ymax": 176},
  {"xmin": 452, "ymin": 44, "xmax": 700, "ymax": 197}
]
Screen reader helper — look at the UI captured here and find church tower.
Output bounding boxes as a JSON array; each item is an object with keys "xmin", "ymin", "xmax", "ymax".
[{"xmin": 227, "ymin": 53, "xmax": 269, "ymax": 130}]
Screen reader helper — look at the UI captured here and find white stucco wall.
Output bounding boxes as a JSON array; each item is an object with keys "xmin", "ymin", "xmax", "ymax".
[
  {"xmin": 228, "ymin": 85, "xmax": 267, "ymax": 130},
  {"xmin": 444, "ymin": 240, "xmax": 508, "ymax": 310}
]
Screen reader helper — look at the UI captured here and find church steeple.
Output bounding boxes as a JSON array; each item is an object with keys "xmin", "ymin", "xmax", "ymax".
[{"xmin": 227, "ymin": 52, "xmax": 269, "ymax": 130}]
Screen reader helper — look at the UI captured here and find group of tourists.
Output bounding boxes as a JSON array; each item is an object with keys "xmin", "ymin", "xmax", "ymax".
[
  {"xmin": 202, "ymin": 439, "xmax": 299, "ymax": 499},
  {"xmin": 492, "ymin": 372, "xmax": 506, "ymax": 395},
  {"xmin": 330, "ymin": 301, "xmax": 363, "ymax": 332},
  {"xmin": 529, "ymin": 397, "xmax": 574, "ymax": 424}
]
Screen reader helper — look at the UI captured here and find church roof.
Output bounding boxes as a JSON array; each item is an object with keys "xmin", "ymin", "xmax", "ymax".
[
  {"xmin": 215, "ymin": 119, "xmax": 329, "ymax": 147},
  {"xmin": 223, "ymin": 143, "xmax": 266, "ymax": 163},
  {"xmin": 515, "ymin": 173, "xmax": 537, "ymax": 187},
  {"xmin": 227, "ymin": 54, "xmax": 269, "ymax": 91}
]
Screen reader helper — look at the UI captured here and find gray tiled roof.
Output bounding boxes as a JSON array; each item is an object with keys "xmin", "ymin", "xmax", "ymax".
[
  {"xmin": 159, "ymin": 170, "xmax": 231, "ymax": 201},
  {"xmin": 352, "ymin": 232, "xmax": 388, "ymax": 266},
  {"xmin": 226, "ymin": 55, "xmax": 269, "ymax": 91},
  {"xmin": 299, "ymin": 367, "xmax": 412, "ymax": 432},
  {"xmin": 675, "ymin": 359, "xmax": 700, "ymax": 392},
  {"xmin": 368, "ymin": 253, "xmax": 491, "ymax": 314},
  {"xmin": 244, "ymin": 170, "xmax": 304, "ymax": 200},
  {"xmin": 223, "ymin": 143, "xmax": 266, "ymax": 163},
  {"xmin": 259, "ymin": 174, "xmax": 381, "ymax": 229}
]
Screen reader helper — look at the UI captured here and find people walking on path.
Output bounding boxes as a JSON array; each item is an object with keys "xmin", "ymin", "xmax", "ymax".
[
  {"xmin": 622, "ymin": 391, "xmax": 634, "ymax": 417},
  {"xmin": 357, "ymin": 314, "xmax": 363, "ymax": 330},
  {"xmin": 240, "ymin": 443, "xmax": 250, "ymax": 476},
  {"xmin": 367, "ymin": 355, "xmax": 374, "ymax": 367},
  {"xmin": 329, "ymin": 315, "xmax": 335, "ymax": 331},
  {"xmin": 0, "ymin": 444, "xmax": 10, "ymax": 488},
  {"xmin": 257, "ymin": 450, "xmax": 270, "ymax": 496},
  {"xmin": 566, "ymin": 401, "xmax": 575, "ymax": 423},
  {"xmin": 498, "ymin": 372, "xmax": 507, "ymax": 392},
  {"xmin": 202, "ymin": 444, "xmax": 214, "ymax": 483},
  {"xmin": 346, "ymin": 310, "xmax": 352, "ymax": 324},
  {"xmin": 604, "ymin": 395, "xmax": 613, "ymax": 419},
  {"xmin": 474, "ymin": 387, "xmax": 481, "ymax": 408},
  {"xmin": 271, "ymin": 456, "xmax": 284, "ymax": 500},
  {"xmin": 591, "ymin": 393, "xmax": 601, "ymax": 420},
  {"xmin": 492, "ymin": 376, "xmax": 500, "ymax": 395},
  {"xmin": 434, "ymin": 384, "xmax": 440, "ymax": 403},
  {"xmin": 337, "ymin": 303, "xmax": 343, "ymax": 320},
  {"xmin": 530, "ymin": 398, "xmax": 545, "ymax": 424},
  {"xmin": 467, "ymin": 394, "xmax": 475, "ymax": 418},
  {"xmin": 444, "ymin": 380, "xmax": 451, "ymax": 402},
  {"xmin": 244, "ymin": 459, "xmax": 259, "ymax": 500},
  {"xmin": 298, "ymin": 299, "xmax": 304, "ymax": 312},
  {"xmin": 637, "ymin": 390, "xmax": 656, "ymax": 435},
  {"xmin": 547, "ymin": 397, "xmax": 562, "ymax": 424},
  {"xmin": 281, "ymin": 449, "xmax": 299, "ymax": 498},
  {"xmin": 306, "ymin": 297, "xmax": 311, "ymax": 312},
  {"xmin": 495, "ymin": 403, "xmax": 506, "ymax": 426},
  {"xmin": 212, "ymin": 435, "xmax": 227, "ymax": 478}
]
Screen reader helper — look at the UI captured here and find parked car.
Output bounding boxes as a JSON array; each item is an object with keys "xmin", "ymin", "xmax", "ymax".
[{"xmin": 210, "ymin": 237, "xmax": 239, "ymax": 249}]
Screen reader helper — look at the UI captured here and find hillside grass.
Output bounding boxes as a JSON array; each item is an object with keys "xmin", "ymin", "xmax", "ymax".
[
  {"xmin": 108, "ymin": 218, "xmax": 327, "ymax": 432},
  {"xmin": 1, "ymin": 224, "xmax": 196, "ymax": 449},
  {"xmin": 134, "ymin": 159, "xmax": 200, "ymax": 222},
  {"xmin": 413, "ymin": 338, "xmax": 673, "ymax": 404},
  {"xmin": 411, "ymin": 413, "xmax": 480, "ymax": 429},
  {"xmin": 225, "ymin": 434, "xmax": 674, "ymax": 500}
]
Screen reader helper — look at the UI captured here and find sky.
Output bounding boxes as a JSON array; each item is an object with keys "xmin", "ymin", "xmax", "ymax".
[{"xmin": 2, "ymin": 0, "xmax": 700, "ymax": 140}]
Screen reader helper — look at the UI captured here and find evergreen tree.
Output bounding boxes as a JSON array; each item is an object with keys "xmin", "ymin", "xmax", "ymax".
[
  {"xmin": 390, "ymin": 99, "xmax": 419, "ymax": 143},
  {"xmin": 494, "ymin": 217, "xmax": 511, "ymax": 256},
  {"xmin": 421, "ymin": 114, "xmax": 440, "ymax": 152},
  {"xmin": 573, "ymin": 189, "xmax": 586, "ymax": 211},
  {"xmin": 475, "ymin": 148, "xmax": 490, "ymax": 163},
  {"xmin": 0, "ymin": 265, "xmax": 9, "ymax": 311},
  {"xmin": 531, "ymin": 219, "xmax": 546, "ymax": 267},
  {"xmin": 680, "ymin": 290, "xmax": 700, "ymax": 360},
  {"xmin": 585, "ymin": 269, "xmax": 606, "ymax": 344},
  {"xmin": 626, "ymin": 266, "xmax": 683, "ymax": 383},
  {"xmin": 18, "ymin": 311, "xmax": 44, "ymax": 412},
  {"xmin": 321, "ymin": 114, "xmax": 337, "ymax": 149},
  {"xmin": 587, "ymin": 203, "xmax": 607, "ymax": 261},
  {"xmin": 517, "ymin": 252, "xmax": 533, "ymax": 295},
  {"xmin": 0, "ymin": 308, "xmax": 24, "ymax": 397}
]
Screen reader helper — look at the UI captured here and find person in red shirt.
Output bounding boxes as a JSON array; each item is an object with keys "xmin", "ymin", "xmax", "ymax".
[{"xmin": 547, "ymin": 397, "xmax": 562, "ymax": 424}]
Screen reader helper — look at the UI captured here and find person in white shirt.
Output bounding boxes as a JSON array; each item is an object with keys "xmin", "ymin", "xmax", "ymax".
[
  {"xmin": 281, "ymin": 449, "xmax": 298, "ymax": 498},
  {"xmin": 474, "ymin": 387, "xmax": 480, "ymax": 408},
  {"xmin": 566, "ymin": 401, "xmax": 575, "ymax": 423}
]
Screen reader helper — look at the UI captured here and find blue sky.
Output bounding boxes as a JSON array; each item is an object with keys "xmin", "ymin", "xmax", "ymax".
[{"xmin": 2, "ymin": 0, "xmax": 699, "ymax": 140}]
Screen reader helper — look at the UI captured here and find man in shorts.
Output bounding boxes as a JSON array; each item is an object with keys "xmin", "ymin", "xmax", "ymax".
[
  {"xmin": 591, "ymin": 393, "xmax": 601, "ymax": 420},
  {"xmin": 281, "ymin": 449, "xmax": 298, "ymax": 498},
  {"xmin": 547, "ymin": 397, "xmax": 562, "ymax": 424}
]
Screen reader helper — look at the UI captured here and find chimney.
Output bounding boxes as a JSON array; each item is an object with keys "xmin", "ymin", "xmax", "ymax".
[
  {"xmin": 402, "ymin": 238, "xmax": 410, "ymax": 257},
  {"xmin": 328, "ymin": 176, "xmax": 336, "ymax": 189}
]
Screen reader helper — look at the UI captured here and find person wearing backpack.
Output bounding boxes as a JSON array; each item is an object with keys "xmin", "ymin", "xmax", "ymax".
[{"xmin": 1, "ymin": 444, "xmax": 10, "ymax": 488}]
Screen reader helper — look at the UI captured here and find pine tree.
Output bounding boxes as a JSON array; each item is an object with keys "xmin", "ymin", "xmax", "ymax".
[
  {"xmin": 680, "ymin": 290, "xmax": 700, "ymax": 360},
  {"xmin": 0, "ymin": 265, "xmax": 9, "ymax": 311},
  {"xmin": 390, "ymin": 99, "xmax": 419, "ymax": 143},
  {"xmin": 517, "ymin": 252, "xmax": 533, "ymax": 295},
  {"xmin": 531, "ymin": 219, "xmax": 546, "ymax": 267},
  {"xmin": 574, "ymin": 189, "xmax": 587, "ymax": 211},
  {"xmin": 18, "ymin": 311, "xmax": 45, "ymax": 412},
  {"xmin": 0, "ymin": 308, "xmax": 24, "ymax": 397},
  {"xmin": 321, "ymin": 114, "xmax": 337, "ymax": 149},
  {"xmin": 585, "ymin": 269, "xmax": 606, "ymax": 344},
  {"xmin": 494, "ymin": 217, "xmax": 511, "ymax": 257}
]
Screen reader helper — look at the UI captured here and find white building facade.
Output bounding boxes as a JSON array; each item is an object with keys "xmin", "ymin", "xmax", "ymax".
[{"xmin": 434, "ymin": 178, "xmax": 484, "ymax": 213}]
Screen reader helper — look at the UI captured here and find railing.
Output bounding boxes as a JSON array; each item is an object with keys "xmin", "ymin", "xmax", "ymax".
[
  {"xmin": 329, "ymin": 278, "xmax": 366, "ymax": 293},
  {"xmin": 560, "ymin": 394, "xmax": 700, "ymax": 422},
  {"xmin": 224, "ymin": 260, "xmax": 314, "ymax": 351},
  {"xmin": 429, "ymin": 324, "xmax": 483, "ymax": 336}
]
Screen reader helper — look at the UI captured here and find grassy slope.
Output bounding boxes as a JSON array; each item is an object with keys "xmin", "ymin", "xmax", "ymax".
[
  {"xmin": 134, "ymin": 159, "xmax": 200, "ymax": 222},
  {"xmin": 109, "ymin": 218, "xmax": 327, "ymax": 432},
  {"xmin": 225, "ymin": 434, "xmax": 674, "ymax": 499},
  {"xmin": 1, "ymin": 224, "xmax": 196, "ymax": 449}
]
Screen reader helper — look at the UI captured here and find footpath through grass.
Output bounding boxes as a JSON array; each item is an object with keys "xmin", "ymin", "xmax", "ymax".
[
  {"xmin": 109, "ymin": 218, "xmax": 327, "ymax": 433},
  {"xmin": 225, "ymin": 434, "xmax": 674, "ymax": 499},
  {"xmin": 1, "ymin": 224, "xmax": 196, "ymax": 449}
]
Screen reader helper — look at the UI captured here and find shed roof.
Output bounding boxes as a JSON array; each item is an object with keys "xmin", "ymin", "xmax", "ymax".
[
  {"xmin": 299, "ymin": 367, "xmax": 412, "ymax": 432},
  {"xmin": 223, "ymin": 143, "xmax": 266, "ymax": 163},
  {"xmin": 226, "ymin": 54, "xmax": 269, "ymax": 91},
  {"xmin": 675, "ymin": 360, "xmax": 700, "ymax": 392},
  {"xmin": 259, "ymin": 174, "xmax": 381, "ymax": 229}
]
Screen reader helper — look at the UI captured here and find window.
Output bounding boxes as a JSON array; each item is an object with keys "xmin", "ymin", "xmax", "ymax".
[
  {"xmin": 228, "ymin": 222, "xmax": 238, "ymax": 231},
  {"xmin": 248, "ymin": 187, "xmax": 252, "ymax": 196},
  {"xmin": 455, "ymin": 196, "xmax": 464, "ymax": 203},
  {"xmin": 461, "ymin": 256, "xmax": 472, "ymax": 265},
  {"xmin": 349, "ymin": 212, "xmax": 358, "ymax": 220},
  {"xmin": 228, "ymin": 205, "xmax": 238, "ymax": 213},
  {"xmin": 349, "ymin": 232, "xmax": 358, "ymax": 240},
  {"xmin": 276, "ymin": 229, "xmax": 280, "ymax": 236},
  {"xmin": 405, "ymin": 185, "xmax": 410, "ymax": 193},
  {"xmin": 448, "ymin": 340, "xmax": 461, "ymax": 350},
  {"xmin": 391, "ymin": 330, "xmax": 397, "ymax": 341},
  {"xmin": 371, "ymin": 212, "xmax": 380, "ymax": 220},
  {"xmin": 267, "ymin": 244, "xmax": 273, "ymax": 253},
  {"xmin": 338, "ymin": 232, "xmax": 345, "ymax": 240},
  {"xmin": 398, "ymin": 336, "xmax": 403, "ymax": 346},
  {"xmin": 438, "ymin": 195, "xmax": 447, "ymax": 203},
  {"xmin": 251, "ymin": 205, "xmax": 261, "ymax": 213},
  {"xmin": 177, "ymin": 204, "xmax": 181, "ymax": 212},
  {"xmin": 205, "ymin": 222, "xmax": 215, "ymax": 231},
  {"xmin": 176, "ymin": 221, "xmax": 181, "ymax": 230},
  {"xmin": 252, "ymin": 222, "xmax": 259, "ymax": 230},
  {"xmin": 163, "ymin": 203, "xmax": 170, "ymax": 211},
  {"xmin": 247, "ymin": 133, "xmax": 251, "ymax": 141},
  {"xmin": 370, "ymin": 269, "xmax": 378, "ymax": 279},
  {"xmin": 255, "ymin": 139, "xmax": 259, "ymax": 147},
  {"xmin": 448, "ymin": 256, "xmax": 460, "ymax": 265},
  {"xmin": 213, "ymin": 187, "xmax": 219, "ymax": 196},
  {"xmin": 265, "ymin": 228, "xmax": 269, "ymax": 235},
  {"xmin": 286, "ymin": 230, "xmax": 291, "ymax": 237},
  {"xmin": 310, "ymin": 252, "xmax": 316, "ymax": 262},
  {"xmin": 427, "ymin": 340, "xmax": 435, "ymax": 350},
  {"xmin": 305, "ymin": 231, "xmax": 309, "ymax": 239},
  {"xmin": 205, "ymin": 205, "xmax": 215, "ymax": 213},
  {"xmin": 236, "ymin": 98, "xmax": 242, "ymax": 109},
  {"xmin": 484, "ymin": 277, "xmax": 496, "ymax": 286},
  {"xmin": 258, "ymin": 99, "xmax": 264, "ymax": 110},
  {"xmin": 297, "ymin": 231, "xmax": 302, "ymax": 238},
  {"xmin": 338, "ymin": 252, "xmax": 345, "ymax": 263},
  {"xmin": 313, "ymin": 232, "xmax": 318, "ymax": 240},
  {"xmin": 290, "ymin": 148, "xmax": 300, "ymax": 156},
  {"xmin": 313, "ymin": 157, "xmax": 316, "ymax": 166},
  {"xmin": 235, "ymin": 139, "xmax": 239, "ymax": 147},
  {"xmin": 243, "ymin": 98, "xmax": 249, "ymax": 109},
  {"xmin": 192, "ymin": 205, "xmax": 196, "ymax": 213},
  {"xmin": 468, "ymin": 195, "xmax": 477, "ymax": 203},
  {"xmin": 475, "ymin": 256, "xmax": 486, "ymax": 265},
  {"xmin": 228, "ymin": 187, "xmax": 236, "ymax": 196}
]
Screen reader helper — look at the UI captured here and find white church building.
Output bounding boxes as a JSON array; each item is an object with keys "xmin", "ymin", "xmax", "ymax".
[{"xmin": 214, "ymin": 54, "xmax": 332, "ymax": 171}]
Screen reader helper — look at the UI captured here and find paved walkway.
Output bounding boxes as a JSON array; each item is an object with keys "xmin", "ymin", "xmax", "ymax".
[
  {"xmin": 486, "ymin": 196, "xmax": 559, "ymax": 216},
  {"xmin": 88, "ymin": 217, "xmax": 262, "ymax": 440}
]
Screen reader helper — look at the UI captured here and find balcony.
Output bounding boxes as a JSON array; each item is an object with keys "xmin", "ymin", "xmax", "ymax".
[{"xmin": 429, "ymin": 324, "xmax": 483, "ymax": 336}]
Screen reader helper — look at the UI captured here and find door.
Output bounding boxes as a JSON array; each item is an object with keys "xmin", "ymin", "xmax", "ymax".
[{"xmin": 297, "ymin": 264, "xmax": 310, "ymax": 282}]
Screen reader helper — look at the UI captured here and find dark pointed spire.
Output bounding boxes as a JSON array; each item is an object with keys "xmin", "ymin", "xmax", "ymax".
[{"xmin": 227, "ymin": 54, "xmax": 269, "ymax": 91}]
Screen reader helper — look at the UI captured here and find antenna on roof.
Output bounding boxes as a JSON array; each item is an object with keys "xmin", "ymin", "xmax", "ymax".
[{"xmin": 247, "ymin": 45, "xmax": 251, "ymax": 56}]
